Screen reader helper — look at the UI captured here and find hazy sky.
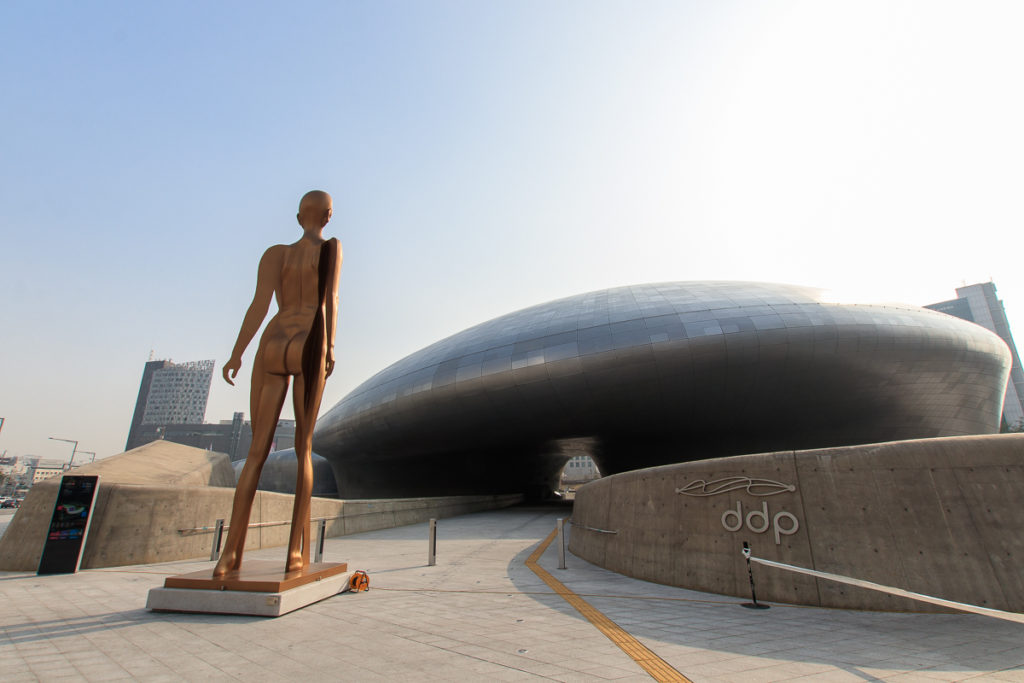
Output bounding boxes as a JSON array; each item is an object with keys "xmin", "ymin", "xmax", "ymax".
[{"xmin": 2, "ymin": 1, "xmax": 1022, "ymax": 463}]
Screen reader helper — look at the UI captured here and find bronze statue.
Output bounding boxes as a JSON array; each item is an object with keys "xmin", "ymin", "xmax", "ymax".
[{"xmin": 213, "ymin": 190, "xmax": 341, "ymax": 577}]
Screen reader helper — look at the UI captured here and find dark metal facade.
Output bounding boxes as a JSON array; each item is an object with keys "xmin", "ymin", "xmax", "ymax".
[
  {"xmin": 314, "ymin": 282, "xmax": 1011, "ymax": 499},
  {"xmin": 232, "ymin": 449, "xmax": 339, "ymax": 499}
]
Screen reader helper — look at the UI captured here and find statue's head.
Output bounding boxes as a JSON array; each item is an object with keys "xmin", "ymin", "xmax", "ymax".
[{"xmin": 297, "ymin": 190, "xmax": 333, "ymax": 229}]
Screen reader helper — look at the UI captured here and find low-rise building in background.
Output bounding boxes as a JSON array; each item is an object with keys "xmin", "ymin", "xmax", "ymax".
[
  {"xmin": 560, "ymin": 455, "xmax": 601, "ymax": 487},
  {"xmin": 133, "ymin": 412, "xmax": 296, "ymax": 462}
]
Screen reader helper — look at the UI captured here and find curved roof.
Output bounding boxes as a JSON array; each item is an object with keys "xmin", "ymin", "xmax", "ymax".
[
  {"xmin": 314, "ymin": 281, "xmax": 1010, "ymax": 498},
  {"xmin": 233, "ymin": 449, "xmax": 338, "ymax": 498}
]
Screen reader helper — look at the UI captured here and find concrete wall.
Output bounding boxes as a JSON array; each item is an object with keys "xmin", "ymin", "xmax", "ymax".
[
  {"xmin": 60, "ymin": 440, "xmax": 236, "ymax": 488},
  {"xmin": 570, "ymin": 433, "xmax": 1024, "ymax": 612},
  {"xmin": 0, "ymin": 482, "xmax": 521, "ymax": 570},
  {"xmin": 0, "ymin": 440, "xmax": 522, "ymax": 570}
]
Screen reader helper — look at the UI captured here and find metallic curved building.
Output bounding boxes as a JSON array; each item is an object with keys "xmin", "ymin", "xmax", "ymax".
[
  {"xmin": 314, "ymin": 282, "xmax": 1011, "ymax": 498},
  {"xmin": 231, "ymin": 449, "xmax": 339, "ymax": 498}
]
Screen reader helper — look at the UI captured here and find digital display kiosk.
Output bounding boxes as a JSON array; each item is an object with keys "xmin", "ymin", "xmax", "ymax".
[{"xmin": 37, "ymin": 475, "xmax": 100, "ymax": 575}]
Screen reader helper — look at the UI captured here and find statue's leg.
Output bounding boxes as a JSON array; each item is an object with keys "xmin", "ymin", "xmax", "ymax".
[
  {"xmin": 286, "ymin": 372, "xmax": 326, "ymax": 572},
  {"xmin": 213, "ymin": 360, "xmax": 289, "ymax": 577}
]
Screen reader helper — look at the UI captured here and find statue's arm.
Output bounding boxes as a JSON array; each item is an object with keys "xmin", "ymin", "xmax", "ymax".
[
  {"xmin": 324, "ymin": 239, "xmax": 343, "ymax": 378},
  {"xmin": 223, "ymin": 247, "xmax": 280, "ymax": 385}
]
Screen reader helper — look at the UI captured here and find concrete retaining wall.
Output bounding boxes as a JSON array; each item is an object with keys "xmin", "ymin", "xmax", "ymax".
[
  {"xmin": 0, "ymin": 482, "xmax": 521, "ymax": 570},
  {"xmin": 0, "ymin": 440, "xmax": 522, "ymax": 570},
  {"xmin": 569, "ymin": 433, "xmax": 1024, "ymax": 612},
  {"xmin": 1, "ymin": 470, "xmax": 522, "ymax": 571}
]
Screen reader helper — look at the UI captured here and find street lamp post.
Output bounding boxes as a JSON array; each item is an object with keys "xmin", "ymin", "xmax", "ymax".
[{"xmin": 48, "ymin": 437, "xmax": 79, "ymax": 469}]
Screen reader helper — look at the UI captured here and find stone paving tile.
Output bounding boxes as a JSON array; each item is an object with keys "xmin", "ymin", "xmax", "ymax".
[
  {"xmin": 783, "ymin": 672, "xmax": 879, "ymax": 683},
  {"xmin": 579, "ymin": 664, "xmax": 653, "ymax": 680},
  {"xmin": 971, "ymin": 673, "xmax": 1024, "ymax": 683},
  {"xmin": 3, "ymin": 505, "xmax": 1024, "ymax": 682}
]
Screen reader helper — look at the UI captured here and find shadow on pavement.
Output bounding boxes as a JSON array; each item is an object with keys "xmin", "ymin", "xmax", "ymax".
[{"xmin": 505, "ymin": 517, "xmax": 1024, "ymax": 679}]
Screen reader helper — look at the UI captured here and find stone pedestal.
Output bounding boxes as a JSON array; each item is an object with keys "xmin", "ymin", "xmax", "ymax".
[{"xmin": 147, "ymin": 561, "xmax": 350, "ymax": 617}]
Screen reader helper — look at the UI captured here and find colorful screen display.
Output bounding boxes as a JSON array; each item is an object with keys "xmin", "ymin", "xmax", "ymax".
[{"xmin": 37, "ymin": 475, "xmax": 100, "ymax": 575}]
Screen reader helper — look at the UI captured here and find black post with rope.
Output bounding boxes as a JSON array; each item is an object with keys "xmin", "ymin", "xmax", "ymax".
[{"xmin": 741, "ymin": 541, "xmax": 769, "ymax": 609}]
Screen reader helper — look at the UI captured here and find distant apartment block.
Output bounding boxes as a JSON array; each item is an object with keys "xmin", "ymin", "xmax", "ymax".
[
  {"xmin": 126, "ymin": 359, "xmax": 214, "ymax": 450},
  {"xmin": 29, "ymin": 465, "xmax": 66, "ymax": 484},
  {"xmin": 140, "ymin": 359, "xmax": 214, "ymax": 424},
  {"xmin": 926, "ymin": 281, "xmax": 1024, "ymax": 430}
]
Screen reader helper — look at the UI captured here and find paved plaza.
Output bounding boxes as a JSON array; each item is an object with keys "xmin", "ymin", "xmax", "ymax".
[{"xmin": 1, "ymin": 505, "xmax": 1023, "ymax": 682}]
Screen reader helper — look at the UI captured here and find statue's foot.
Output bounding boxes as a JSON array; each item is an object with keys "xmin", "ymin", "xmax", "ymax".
[
  {"xmin": 212, "ymin": 550, "xmax": 240, "ymax": 578},
  {"xmin": 285, "ymin": 550, "xmax": 306, "ymax": 574}
]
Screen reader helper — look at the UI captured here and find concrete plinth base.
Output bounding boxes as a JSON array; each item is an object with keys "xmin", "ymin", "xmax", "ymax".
[
  {"xmin": 147, "ymin": 562, "xmax": 353, "ymax": 617},
  {"xmin": 162, "ymin": 560, "xmax": 348, "ymax": 592}
]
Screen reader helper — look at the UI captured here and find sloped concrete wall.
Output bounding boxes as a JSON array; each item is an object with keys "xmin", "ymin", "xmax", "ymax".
[
  {"xmin": 569, "ymin": 433, "xmax": 1024, "ymax": 612},
  {"xmin": 63, "ymin": 440, "xmax": 236, "ymax": 487},
  {"xmin": 0, "ymin": 440, "xmax": 522, "ymax": 570},
  {"xmin": 1, "ymin": 482, "xmax": 521, "ymax": 570},
  {"xmin": 0, "ymin": 442, "xmax": 237, "ymax": 569}
]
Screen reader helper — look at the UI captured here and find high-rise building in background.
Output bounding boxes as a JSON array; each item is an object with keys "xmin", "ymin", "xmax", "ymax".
[
  {"xmin": 125, "ymin": 359, "xmax": 214, "ymax": 450},
  {"xmin": 926, "ymin": 282, "xmax": 1024, "ymax": 430},
  {"xmin": 125, "ymin": 357, "xmax": 296, "ymax": 459},
  {"xmin": 141, "ymin": 359, "xmax": 215, "ymax": 425}
]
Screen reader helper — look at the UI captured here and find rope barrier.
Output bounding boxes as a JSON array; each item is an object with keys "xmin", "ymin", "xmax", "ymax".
[{"xmin": 747, "ymin": 554, "xmax": 1024, "ymax": 625}]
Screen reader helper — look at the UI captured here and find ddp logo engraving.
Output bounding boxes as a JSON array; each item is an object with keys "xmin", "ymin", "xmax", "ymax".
[
  {"xmin": 677, "ymin": 477, "xmax": 800, "ymax": 545},
  {"xmin": 722, "ymin": 501, "xmax": 799, "ymax": 545},
  {"xmin": 675, "ymin": 476, "xmax": 795, "ymax": 497}
]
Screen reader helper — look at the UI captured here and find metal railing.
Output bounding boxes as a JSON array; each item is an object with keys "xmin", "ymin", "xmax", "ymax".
[
  {"xmin": 177, "ymin": 499, "xmax": 492, "ymax": 536},
  {"xmin": 179, "ymin": 514, "xmax": 346, "ymax": 536},
  {"xmin": 569, "ymin": 519, "xmax": 617, "ymax": 534}
]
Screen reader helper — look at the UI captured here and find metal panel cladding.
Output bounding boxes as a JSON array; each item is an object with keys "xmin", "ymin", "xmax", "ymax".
[{"xmin": 314, "ymin": 282, "xmax": 1011, "ymax": 499}]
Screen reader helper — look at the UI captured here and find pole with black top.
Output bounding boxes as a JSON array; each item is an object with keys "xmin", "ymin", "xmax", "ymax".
[{"xmin": 741, "ymin": 541, "xmax": 770, "ymax": 609}]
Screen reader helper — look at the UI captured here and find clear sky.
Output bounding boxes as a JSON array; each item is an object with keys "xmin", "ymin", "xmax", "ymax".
[{"xmin": 2, "ymin": 1, "xmax": 1022, "ymax": 463}]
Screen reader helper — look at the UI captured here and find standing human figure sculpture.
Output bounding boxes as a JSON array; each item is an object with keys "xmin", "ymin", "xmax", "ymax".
[{"xmin": 213, "ymin": 190, "xmax": 341, "ymax": 577}]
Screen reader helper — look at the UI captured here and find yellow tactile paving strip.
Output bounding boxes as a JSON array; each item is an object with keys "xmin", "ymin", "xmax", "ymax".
[{"xmin": 525, "ymin": 529, "xmax": 692, "ymax": 683}]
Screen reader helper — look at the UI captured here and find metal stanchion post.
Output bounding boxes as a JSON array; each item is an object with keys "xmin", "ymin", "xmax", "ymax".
[
  {"xmin": 741, "ymin": 541, "xmax": 769, "ymax": 609},
  {"xmin": 428, "ymin": 518, "xmax": 437, "ymax": 566},
  {"xmin": 557, "ymin": 518, "xmax": 566, "ymax": 570},
  {"xmin": 210, "ymin": 519, "xmax": 224, "ymax": 561},
  {"xmin": 314, "ymin": 519, "xmax": 326, "ymax": 563}
]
